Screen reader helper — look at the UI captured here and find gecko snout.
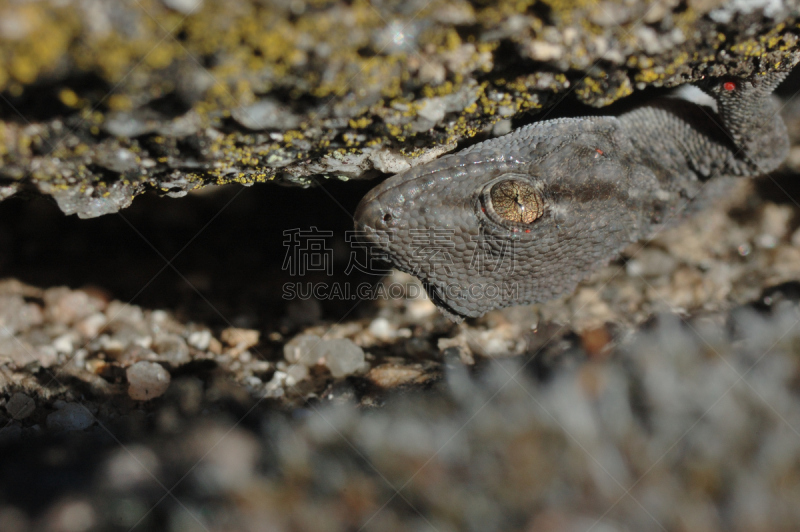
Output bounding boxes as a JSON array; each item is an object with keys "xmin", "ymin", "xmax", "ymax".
[{"xmin": 354, "ymin": 195, "xmax": 398, "ymax": 232}]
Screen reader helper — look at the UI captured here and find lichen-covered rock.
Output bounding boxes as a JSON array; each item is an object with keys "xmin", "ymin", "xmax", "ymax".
[{"xmin": 0, "ymin": 0, "xmax": 798, "ymax": 216}]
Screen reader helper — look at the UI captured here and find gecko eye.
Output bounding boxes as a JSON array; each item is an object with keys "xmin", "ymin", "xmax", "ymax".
[{"xmin": 481, "ymin": 178, "xmax": 545, "ymax": 226}]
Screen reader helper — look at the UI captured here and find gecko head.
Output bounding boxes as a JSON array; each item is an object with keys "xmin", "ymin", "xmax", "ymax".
[{"xmin": 354, "ymin": 131, "xmax": 647, "ymax": 321}]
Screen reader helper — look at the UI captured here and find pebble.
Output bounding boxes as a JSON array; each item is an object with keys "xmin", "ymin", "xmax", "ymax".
[
  {"xmin": 367, "ymin": 364, "xmax": 424, "ymax": 388},
  {"xmin": 44, "ymin": 287, "xmax": 101, "ymax": 325},
  {"xmin": 528, "ymin": 40, "xmax": 563, "ymax": 61},
  {"xmin": 368, "ymin": 318, "xmax": 394, "ymax": 341},
  {"xmin": 0, "ymin": 337, "xmax": 37, "ymax": 367},
  {"xmin": 406, "ymin": 298, "xmax": 437, "ymax": 320},
  {"xmin": 318, "ymin": 339, "xmax": 366, "ymax": 378},
  {"xmin": 105, "ymin": 301, "xmax": 144, "ymax": 324},
  {"xmin": 46, "ymin": 499, "xmax": 95, "ymax": 532},
  {"xmin": 580, "ymin": 327, "xmax": 612, "ymax": 359},
  {"xmin": 152, "ymin": 334, "xmax": 191, "ymax": 366},
  {"xmin": 625, "ymin": 248, "xmax": 678, "ymax": 278},
  {"xmin": 75, "ymin": 312, "xmax": 107, "ymax": 338},
  {"xmin": 187, "ymin": 329, "xmax": 212, "ymax": 350},
  {"xmin": 52, "ymin": 334, "xmax": 74, "ymax": 355},
  {"xmin": 127, "ymin": 361, "xmax": 171, "ymax": 401},
  {"xmin": 5, "ymin": 392, "xmax": 35, "ymax": 420},
  {"xmin": 231, "ymin": 99, "xmax": 300, "ymax": 130},
  {"xmin": 191, "ymin": 425, "xmax": 259, "ymax": 491},
  {"xmin": 46, "ymin": 403, "xmax": 95, "ymax": 431},
  {"xmin": 220, "ymin": 328, "xmax": 260, "ymax": 353},
  {"xmin": 104, "ymin": 445, "xmax": 161, "ymax": 490},
  {"xmin": 286, "ymin": 364, "xmax": 310, "ymax": 385},
  {"xmin": 0, "ymin": 295, "xmax": 42, "ymax": 336},
  {"xmin": 284, "ymin": 334, "xmax": 323, "ymax": 366}
]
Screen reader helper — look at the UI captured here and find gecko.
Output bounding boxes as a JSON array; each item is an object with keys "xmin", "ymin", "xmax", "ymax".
[{"xmin": 354, "ymin": 72, "xmax": 791, "ymax": 321}]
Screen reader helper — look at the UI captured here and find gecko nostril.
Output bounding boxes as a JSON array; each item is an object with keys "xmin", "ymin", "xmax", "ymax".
[{"xmin": 383, "ymin": 213, "xmax": 393, "ymax": 223}]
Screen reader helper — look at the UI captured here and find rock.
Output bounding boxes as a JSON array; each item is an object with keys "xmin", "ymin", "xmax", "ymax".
[
  {"xmin": 318, "ymin": 339, "xmax": 366, "ymax": 378},
  {"xmin": 5, "ymin": 393, "xmax": 35, "ymax": 420},
  {"xmin": 283, "ymin": 334, "xmax": 323, "ymax": 366},
  {"xmin": 0, "ymin": 337, "xmax": 56, "ymax": 369},
  {"xmin": 367, "ymin": 364, "xmax": 425, "ymax": 388},
  {"xmin": 46, "ymin": 403, "xmax": 95, "ymax": 431},
  {"xmin": 0, "ymin": 295, "xmax": 42, "ymax": 336},
  {"xmin": 152, "ymin": 334, "xmax": 191, "ymax": 366},
  {"xmin": 105, "ymin": 301, "xmax": 144, "ymax": 325},
  {"xmin": 52, "ymin": 334, "xmax": 75, "ymax": 355},
  {"xmin": 625, "ymin": 248, "xmax": 679, "ymax": 278},
  {"xmin": 94, "ymin": 145, "xmax": 139, "ymax": 173},
  {"xmin": 231, "ymin": 100, "xmax": 300, "ymax": 130},
  {"xmin": 187, "ymin": 329, "xmax": 212, "ymax": 350},
  {"xmin": 75, "ymin": 313, "xmax": 107, "ymax": 338},
  {"xmin": 43, "ymin": 499, "xmax": 95, "ymax": 532},
  {"xmin": 368, "ymin": 317, "xmax": 395, "ymax": 341},
  {"xmin": 190, "ymin": 425, "xmax": 259, "ymax": 492},
  {"xmin": 285, "ymin": 364, "xmax": 309, "ymax": 386},
  {"xmin": 127, "ymin": 362, "xmax": 171, "ymax": 401},
  {"xmin": 220, "ymin": 328, "xmax": 260, "ymax": 354},
  {"xmin": 103, "ymin": 445, "xmax": 161, "ymax": 490},
  {"xmin": 44, "ymin": 288, "xmax": 102, "ymax": 325},
  {"xmin": 0, "ymin": 0, "xmax": 796, "ymax": 216}
]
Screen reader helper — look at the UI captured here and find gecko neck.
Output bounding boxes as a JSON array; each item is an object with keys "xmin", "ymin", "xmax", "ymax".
[{"xmin": 619, "ymin": 72, "xmax": 789, "ymax": 181}]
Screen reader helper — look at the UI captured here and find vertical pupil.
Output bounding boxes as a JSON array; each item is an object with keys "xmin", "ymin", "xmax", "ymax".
[{"xmin": 489, "ymin": 180, "xmax": 544, "ymax": 224}]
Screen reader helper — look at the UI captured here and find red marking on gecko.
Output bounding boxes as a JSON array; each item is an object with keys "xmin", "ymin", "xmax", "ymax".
[
  {"xmin": 595, "ymin": 148, "xmax": 604, "ymax": 155},
  {"xmin": 723, "ymin": 81, "xmax": 736, "ymax": 91}
]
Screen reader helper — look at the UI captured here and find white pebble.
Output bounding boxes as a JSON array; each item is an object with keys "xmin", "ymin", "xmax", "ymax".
[
  {"xmin": 286, "ymin": 364, "xmax": 309, "ymax": 386},
  {"xmin": 320, "ymin": 339, "xmax": 365, "ymax": 378},
  {"xmin": 127, "ymin": 361, "xmax": 171, "ymax": 401},
  {"xmin": 283, "ymin": 334, "xmax": 322, "ymax": 366},
  {"xmin": 368, "ymin": 318, "xmax": 394, "ymax": 340},
  {"xmin": 52, "ymin": 334, "xmax": 74, "ymax": 355},
  {"xmin": 187, "ymin": 330, "xmax": 212, "ymax": 350},
  {"xmin": 76, "ymin": 313, "xmax": 107, "ymax": 338}
]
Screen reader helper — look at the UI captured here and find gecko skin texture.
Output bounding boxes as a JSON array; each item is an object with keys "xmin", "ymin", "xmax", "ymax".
[{"xmin": 354, "ymin": 72, "xmax": 791, "ymax": 321}]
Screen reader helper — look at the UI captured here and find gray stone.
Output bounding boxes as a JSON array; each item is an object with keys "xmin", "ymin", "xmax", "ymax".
[
  {"xmin": 46, "ymin": 403, "xmax": 95, "ymax": 431},
  {"xmin": 6, "ymin": 393, "xmax": 35, "ymax": 420}
]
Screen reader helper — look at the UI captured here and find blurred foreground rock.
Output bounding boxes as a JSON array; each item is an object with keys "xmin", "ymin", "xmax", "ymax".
[{"xmin": 2, "ymin": 275, "xmax": 800, "ymax": 531}]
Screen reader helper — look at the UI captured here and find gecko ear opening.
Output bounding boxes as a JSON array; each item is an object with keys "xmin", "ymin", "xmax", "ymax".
[{"xmin": 478, "ymin": 174, "xmax": 546, "ymax": 231}]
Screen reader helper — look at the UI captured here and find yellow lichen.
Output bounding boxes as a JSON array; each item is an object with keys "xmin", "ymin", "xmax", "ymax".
[{"xmin": 58, "ymin": 88, "xmax": 80, "ymax": 108}]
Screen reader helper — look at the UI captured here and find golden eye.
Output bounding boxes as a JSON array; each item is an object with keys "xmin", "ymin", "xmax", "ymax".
[{"xmin": 489, "ymin": 179, "xmax": 544, "ymax": 224}]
